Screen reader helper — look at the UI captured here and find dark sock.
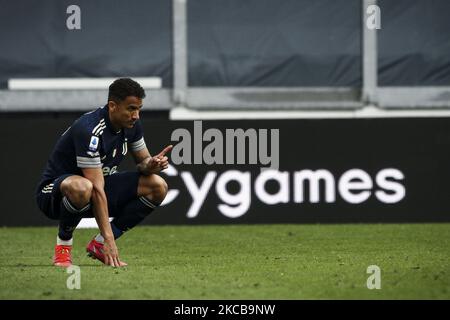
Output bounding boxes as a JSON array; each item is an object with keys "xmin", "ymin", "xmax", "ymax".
[
  {"xmin": 111, "ymin": 222, "xmax": 124, "ymax": 240},
  {"xmin": 112, "ymin": 196, "xmax": 159, "ymax": 233},
  {"xmin": 58, "ymin": 196, "xmax": 90, "ymax": 241}
]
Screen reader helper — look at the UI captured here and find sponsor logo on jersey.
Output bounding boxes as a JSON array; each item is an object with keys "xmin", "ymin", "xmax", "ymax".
[{"xmin": 102, "ymin": 165, "xmax": 118, "ymax": 176}]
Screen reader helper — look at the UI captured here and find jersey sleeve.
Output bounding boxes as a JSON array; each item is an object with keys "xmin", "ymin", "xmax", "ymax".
[
  {"xmin": 128, "ymin": 120, "xmax": 147, "ymax": 152},
  {"xmin": 72, "ymin": 123, "xmax": 102, "ymax": 168}
]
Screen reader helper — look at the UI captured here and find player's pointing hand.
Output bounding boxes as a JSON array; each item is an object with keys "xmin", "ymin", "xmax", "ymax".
[
  {"xmin": 156, "ymin": 145, "xmax": 173, "ymax": 158},
  {"xmin": 144, "ymin": 145, "xmax": 173, "ymax": 174}
]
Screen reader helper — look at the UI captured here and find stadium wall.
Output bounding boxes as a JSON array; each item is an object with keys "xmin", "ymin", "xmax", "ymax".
[{"xmin": 1, "ymin": 115, "xmax": 449, "ymax": 226}]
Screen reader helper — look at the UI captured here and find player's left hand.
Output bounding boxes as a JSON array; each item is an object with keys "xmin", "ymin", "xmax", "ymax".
[{"xmin": 145, "ymin": 145, "xmax": 172, "ymax": 173}]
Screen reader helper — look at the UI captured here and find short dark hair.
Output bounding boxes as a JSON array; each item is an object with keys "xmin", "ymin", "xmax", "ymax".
[{"xmin": 108, "ymin": 78, "xmax": 146, "ymax": 103}]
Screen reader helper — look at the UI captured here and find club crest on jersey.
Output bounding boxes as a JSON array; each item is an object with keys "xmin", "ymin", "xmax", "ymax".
[{"xmin": 89, "ymin": 136, "xmax": 99, "ymax": 151}]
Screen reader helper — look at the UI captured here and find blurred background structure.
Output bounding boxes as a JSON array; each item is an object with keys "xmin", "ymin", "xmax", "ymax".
[
  {"xmin": 1, "ymin": 0, "xmax": 450, "ymax": 226},
  {"xmin": 1, "ymin": 0, "xmax": 450, "ymax": 113}
]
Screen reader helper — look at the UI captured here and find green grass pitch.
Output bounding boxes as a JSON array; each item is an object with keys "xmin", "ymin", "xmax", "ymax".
[{"xmin": 0, "ymin": 224, "xmax": 449, "ymax": 299}]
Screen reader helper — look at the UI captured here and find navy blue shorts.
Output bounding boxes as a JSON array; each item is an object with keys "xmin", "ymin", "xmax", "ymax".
[{"xmin": 36, "ymin": 172, "xmax": 141, "ymax": 220}]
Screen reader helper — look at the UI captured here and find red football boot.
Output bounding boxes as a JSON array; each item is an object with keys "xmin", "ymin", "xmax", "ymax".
[
  {"xmin": 86, "ymin": 238, "xmax": 127, "ymax": 267},
  {"xmin": 53, "ymin": 245, "xmax": 72, "ymax": 267}
]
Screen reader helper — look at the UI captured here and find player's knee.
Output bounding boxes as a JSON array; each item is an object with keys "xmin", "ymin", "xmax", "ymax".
[
  {"xmin": 160, "ymin": 178, "xmax": 168, "ymax": 198},
  {"xmin": 63, "ymin": 177, "xmax": 93, "ymax": 204},
  {"xmin": 146, "ymin": 175, "xmax": 168, "ymax": 204},
  {"xmin": 152, "ymin": 176, "xmax": 168, "ymax": 204}
]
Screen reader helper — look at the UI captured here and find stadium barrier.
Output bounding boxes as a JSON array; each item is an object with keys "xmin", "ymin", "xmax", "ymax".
[{"xmin": 1, "ymin": 116, "xmax": 449, "ymax": 226}]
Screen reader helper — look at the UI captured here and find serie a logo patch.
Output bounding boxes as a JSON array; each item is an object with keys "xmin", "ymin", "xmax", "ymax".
[{"xmin": 89, "ymin": 136, "xmax": 99, "ymax": 151}]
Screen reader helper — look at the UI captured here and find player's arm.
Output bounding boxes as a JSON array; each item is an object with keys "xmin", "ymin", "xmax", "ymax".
[
  {"xmin": 127, "ymin": 121, "xmax": 172, "ymax": 175},
  {"xmin": 132, "ymin": 145, "xmax": 172, "ymax": 175},
  {"xmin": 81, "ymin": 167, "xmax": 122, "ymax": 267},
  {"xmin": 72, "ymin": 122, "xmax": 122, "ymax": 267}
]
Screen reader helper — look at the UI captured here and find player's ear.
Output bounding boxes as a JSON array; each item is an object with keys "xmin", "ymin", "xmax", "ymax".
[{"xmin": 108, "ymin": 100, "xmax": 117, "ymax": 112}]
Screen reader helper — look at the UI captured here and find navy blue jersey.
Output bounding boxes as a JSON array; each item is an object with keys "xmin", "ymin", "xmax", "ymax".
[{"xmin": 37, "ymin": 106, "xmax": 146, "ymax": 192}]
